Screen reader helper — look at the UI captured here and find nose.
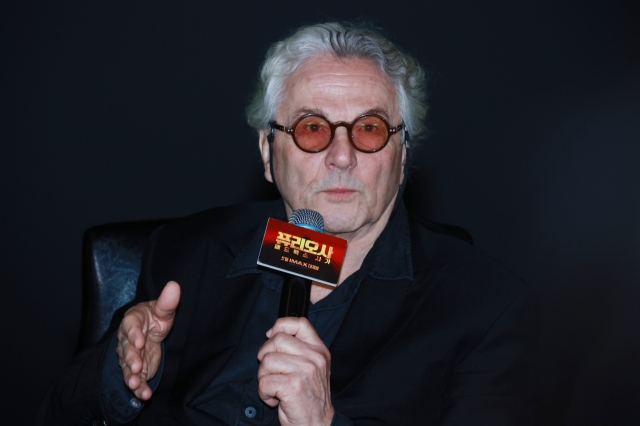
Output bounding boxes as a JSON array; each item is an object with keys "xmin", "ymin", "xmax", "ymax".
[{"xmin": 324, "ymin": 125, "xmax": 357, "ymax": 170}]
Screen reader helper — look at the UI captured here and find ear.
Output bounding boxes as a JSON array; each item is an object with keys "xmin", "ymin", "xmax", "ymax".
[
  {"xmin": 258, "ymin": 129, "xmax": 273, "ymax": 183},
  {"xmin": 398, "ymin": 143, "xmax": 407, "ymax": 185}
]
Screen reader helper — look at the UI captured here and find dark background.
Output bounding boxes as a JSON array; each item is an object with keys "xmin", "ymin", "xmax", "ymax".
[{"xmin": 1, "ymin": 0, "xmax": 639, "ymax": 424}]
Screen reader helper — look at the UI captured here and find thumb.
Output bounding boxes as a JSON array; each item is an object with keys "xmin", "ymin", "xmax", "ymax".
[{"xmin": 152, "ymin": 281, "xmax": 181, "ymax": 320}]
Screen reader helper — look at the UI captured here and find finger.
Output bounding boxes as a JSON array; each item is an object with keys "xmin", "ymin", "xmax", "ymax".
[
  {"xmin": 266, "ymin": 317, "xmax": 323, "ymax": 345},
  {"xmin": 119, "ymin": 309, "xmax": 147, "ymax": 350},
  {"xmin": 258, "ymin": 373, "xmax": 295, "ymax": 407},
  {"xmin": 257, "ymin": 373, "xmax": 288, "ymax": 407},
  {"xmin": 133, "ymin": 381, "xmax": 153, "ymax": 401},
  {"xmin": 123, "ymin": 322, "xmax": 146, "ymax": 367},
  {"xmin": 258, "ymin": 352, "xmax": 322, "ymax": 378},
  {"xmin": 127, "ymin": 323, "xmax": 147, "ymax": 351},
  {"xmin": 120, "ymin": 343, "xmax": 160, "ymax": 400},
  {"xmin": 121, "ymin": 336, "xmax": 144, "ymax": 374},
  {"xmin": 151, "ymin": 281, "xmax": 181, "ymax": 321},
  {"xmin": 123, "ymin": 366, "xmax": 153, "ymax": 401},
  {"xmin": 121, "ymin": 361, "xmax": 141, "ymax": 391},
  {"xmin": 257, "ymin": 332, "xmax": 309, "ymax": 361},
  {"xmin": 136, "ymin": 341, "xmax": 162, "ymax": 382}
]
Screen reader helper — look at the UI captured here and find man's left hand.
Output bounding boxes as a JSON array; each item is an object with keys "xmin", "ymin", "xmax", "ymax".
[{"xmin": 257, "ymin": 317, "xmax": 334, "ymax": 426}]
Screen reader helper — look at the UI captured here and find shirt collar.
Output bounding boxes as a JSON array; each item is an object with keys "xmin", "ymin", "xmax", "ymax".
[{"xmin": 227, "ymin": 201, "xmax": 413, "ymax": 282}]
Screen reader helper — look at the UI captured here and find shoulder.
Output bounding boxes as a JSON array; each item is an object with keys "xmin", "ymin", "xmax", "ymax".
[
  {"xmin": 139, "ymin": 200, "xmax": 283, "ymax": 296},
  {"xmin": 407, "ymin": 216, "xmax": 540, "ymax": 380},
  {"xmin": 153, "ymin": 199, "xmax": 284, "ymax": 249},
  {"xmin": 408, "ymin": 214, "xmax": 535, "ymax": 321}
]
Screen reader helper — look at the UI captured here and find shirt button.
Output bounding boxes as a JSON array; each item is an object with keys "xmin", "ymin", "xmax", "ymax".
[
  {"xmin": 130, "ymin": 397, "xmax": 142, "ymax": 409},
  {"xmin": 244, "ymin": 406, "xmax": 257, "ymax": 418}
]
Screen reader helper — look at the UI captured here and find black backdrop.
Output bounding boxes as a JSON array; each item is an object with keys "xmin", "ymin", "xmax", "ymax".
[{"xmin": 1, "ymin": 0, "xmax": 639, "ymax": 424}]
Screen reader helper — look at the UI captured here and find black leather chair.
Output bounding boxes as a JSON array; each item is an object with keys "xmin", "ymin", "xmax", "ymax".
[
  {"xmin": 77, "ymin": 215, "xmax": 472, "ymax": 353},
  {"xmin": 77, "ymin": 219, "xmax": 169, "ymax": 352}
]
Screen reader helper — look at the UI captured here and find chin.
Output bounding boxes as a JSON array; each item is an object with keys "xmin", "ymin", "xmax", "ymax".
[
  {"xmin": 302, "ymin": 199, "xmax": 368, "ymax": 234},
  {"xmin": 320, "ymin": 212, "xmax": 362, "ymax": 235}
]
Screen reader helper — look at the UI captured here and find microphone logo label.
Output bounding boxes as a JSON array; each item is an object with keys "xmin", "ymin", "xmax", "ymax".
[{"xmin": 257, "ymin": 218, "xmax": 347, "ymax": 286}]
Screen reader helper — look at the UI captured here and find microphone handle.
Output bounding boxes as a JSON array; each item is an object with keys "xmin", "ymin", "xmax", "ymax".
[{"xmin": 278, "ymin": 275, "xmax": 312, "ymax": 318}]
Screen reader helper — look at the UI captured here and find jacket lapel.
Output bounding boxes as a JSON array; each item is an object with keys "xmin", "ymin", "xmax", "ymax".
[
  {"xmin": 330, "ymin": 265, "xmax": 446, "ymax": 395},
  {"xmin": 330, "ymin": 216, "xmax": 448, "ymax": 395},
  {"xmin": 167, "ymin": 237, "xmax": 264, "ymax": 420}
]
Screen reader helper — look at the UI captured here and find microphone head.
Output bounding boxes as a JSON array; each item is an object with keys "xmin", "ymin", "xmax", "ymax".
[{"xmin": 288, "ymin": 209, "xmax": 324, "ymax": 233}]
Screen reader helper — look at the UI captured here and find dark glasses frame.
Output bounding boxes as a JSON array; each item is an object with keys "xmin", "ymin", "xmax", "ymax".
[{"xmin": 268, "ymin": 113, "xmax": 404, "ymax": 153}]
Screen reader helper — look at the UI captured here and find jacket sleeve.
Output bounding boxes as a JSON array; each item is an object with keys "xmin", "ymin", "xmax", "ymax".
[
  {"xmin": 101, "ymin": 333, "xmax": 165, "ymax": 424},
  {"xmin": 36, "ymin": 225, "xmax": 166, "ymax": 426},
  {"xmin": 36, "ymin": 337, "xmax": 113, "ymax": 425}
]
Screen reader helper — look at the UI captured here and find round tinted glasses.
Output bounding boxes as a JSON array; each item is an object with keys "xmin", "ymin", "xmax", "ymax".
[{"xmin": 269, "ymin": 113, "xmax": 404, "ymax": 153}]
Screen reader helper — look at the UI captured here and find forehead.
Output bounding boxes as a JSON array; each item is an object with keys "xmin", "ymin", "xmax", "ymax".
[{"xmin": 279, "ymin": 54, "xmax": 398, "ymax": 121}]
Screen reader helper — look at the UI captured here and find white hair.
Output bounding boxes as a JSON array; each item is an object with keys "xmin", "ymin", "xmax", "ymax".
[{"xmin": 246, "ymin": 22, "xmax": 428, "ymax": 147}]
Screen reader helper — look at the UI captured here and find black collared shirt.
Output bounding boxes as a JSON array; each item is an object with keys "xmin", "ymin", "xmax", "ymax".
[{"xmin": 102, "ymin": 203, "xmax": 414, "ymax": 425}]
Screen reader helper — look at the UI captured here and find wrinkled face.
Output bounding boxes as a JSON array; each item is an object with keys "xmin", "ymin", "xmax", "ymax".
[{"xmin": 259, "ymin": 55, "xmax": 406, "ymax": 239}]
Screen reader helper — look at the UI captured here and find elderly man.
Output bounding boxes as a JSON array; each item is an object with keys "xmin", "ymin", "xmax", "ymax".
[{"xmin": 40, "ymin": 22, "xmax": 536, "ymax": 425}]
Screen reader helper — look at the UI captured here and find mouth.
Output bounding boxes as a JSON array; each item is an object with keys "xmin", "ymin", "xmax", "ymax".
[{"xmin": 322, "ymin": 187, "xmax": 357, "ymax": 201}]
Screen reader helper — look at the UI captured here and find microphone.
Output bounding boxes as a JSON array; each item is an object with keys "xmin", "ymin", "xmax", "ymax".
[{"xmin": 278, "ymin": 209, "xmax": 324, "ymax": 318}]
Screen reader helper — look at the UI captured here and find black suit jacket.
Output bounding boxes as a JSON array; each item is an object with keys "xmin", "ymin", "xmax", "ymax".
[{"xmin": 39, "ymin": 200, "xmax": 538, "ymax": 425}]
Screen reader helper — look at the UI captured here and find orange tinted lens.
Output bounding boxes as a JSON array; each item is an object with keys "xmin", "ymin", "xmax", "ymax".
[
  {"xmin": 294, "ymin": 116, "xmax": 331, "ymax": 151},
  {"xmin": 352, "ymin": 116, "xmax": 389, "ymax": 151}
]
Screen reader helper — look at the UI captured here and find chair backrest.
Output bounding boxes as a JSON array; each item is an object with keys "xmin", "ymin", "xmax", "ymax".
[{"xmin": 77, "ymin": 219, "xmax": 169, "ymax": 352}]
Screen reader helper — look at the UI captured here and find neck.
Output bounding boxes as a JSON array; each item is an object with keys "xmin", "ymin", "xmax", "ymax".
[
  {"xmin": 309, "ymin": 209, "xmax": 391, "ymax": 303},
  {"xmin": 334, "ymin": 218, "xmax": 387, "ymax": 284}
]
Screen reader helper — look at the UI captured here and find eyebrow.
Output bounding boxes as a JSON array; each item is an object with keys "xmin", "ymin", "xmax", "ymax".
[
  {"xmin": 288, "ymin": 108, "xmax": 328, "ymax": 122},
  {"xmin": 360, "ymin": 108, "xmax": 391, "ymax": 120},
  {"xmin": 287, "ymin": 107, "xmax": 392, "ymax": 123}
]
